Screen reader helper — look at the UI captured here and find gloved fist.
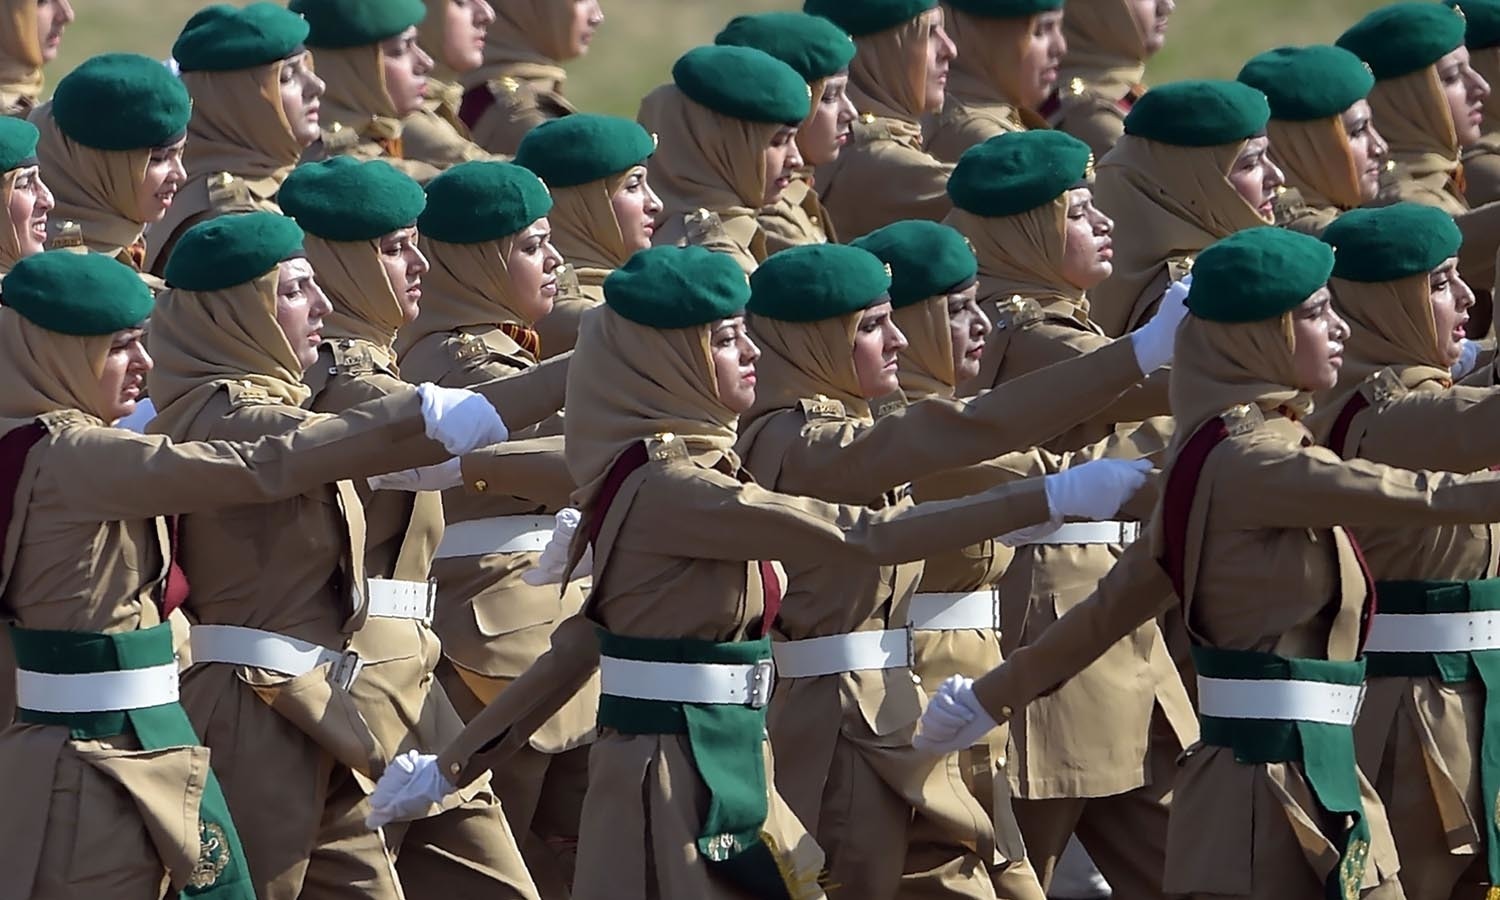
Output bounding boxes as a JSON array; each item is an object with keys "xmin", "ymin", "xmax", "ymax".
[
  {"xmin": 1043, "ymin": 458, "xmax": 1151, "ymax": 521},
  {"xmin": 1452, "ymin": 339, "xmax": 1482, "ymax": 379},
  {"xmin": 522, "ymin": 508, "xmax": 595, "ymax": 586},
  {"xmin": 365, "ymin": 750, "xmax": 457, "ymax": 829},
  {"xmin": 1130, "ymin": 273, "xmax": 1191, "ymax": 373},
  {"xmin": 367, "ymin": 458, "xmax": 464, "ymax": 492},
  {"xmin": 913, "ymin": 675, "xmax": 1000, "ymax": 754},
  {"xmin": 417, "ymin": 384, "xmax": 509, "ymax": 456}
]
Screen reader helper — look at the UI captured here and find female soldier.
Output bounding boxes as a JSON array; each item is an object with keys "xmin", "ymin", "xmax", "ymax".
[
  {"xmin": 637, "ymin": 45, "xmax": 809, "ymax": 274},
  {"xmin": 280, "ymin": 156, "xmax": 549, "ymax": 899},
  {"xmin": 31, "ymin": 53, "xmax": 188, "ymax": 275},
  {"xmin": 395, "ymin": 160, "xmax": 590, "ymax": 895},
  {"xmin": 803, "ymin": 0, "xmax": 956, "ymax": 238},
  {"xmin": 458, "ymin": 0, "xmax": 603, "ymax": 157},
  {"xmin": 0, "ymin": 116, "xmax": 50, "ymax": 276},
  {"xmin": 0, "ymin": 0, "xmax": 71, "ymax": 118},
  {"xmin": 916, "ymin": 225, "xmax": 1500, "ymax": 899},
  {"xmin": 512, "ymin": 113, "xmax": 660, "ymax": 356},
  {"xmin": 0, "ymin": 248, "xmax": 522, "ymax": 900},
  {"xmin": 405, "ymin": 0, "xmax": 498, "ymax": 171},
  {"xmin": 1458, "ymin": 0, "xmax": 1500, "ymax": 206},
  {"xmin": 714, "ymin": 11, "xmax": 858, "ymax": 252},
  {"xmin": 1314, "ymin": 203, "xmax": 1499, "ymax": 900},
  {"xmin": 940, "ymin": 128, "xmax": 1192, "ymax": 900},
  {"xmin": 924, "ymin": 0, "xmax": 1065, "ymax": 163},
  {"xmin": 1089, "ymin": 79, "xmax": 1283, "ymax": 337},
  {"xmin": 367, "ymin": 243, "xmax": 1150, "ymax": 900},
  {"xmin": 145, "ymin": 3, "xmax": 327, "ymax": 275},
  {"xmin": 1237, "ymin": 45, "xmax": 1388, "ymax": 237},
  {"xmin": 1043, "ymin": 0, "xmax": 1172, "ymax": 160}
]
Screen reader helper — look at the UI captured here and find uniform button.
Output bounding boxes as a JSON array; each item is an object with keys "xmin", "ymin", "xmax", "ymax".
[
  {"xmin": 473, "ymin": 479, "xmax": 488, "ymax": 492},
  {"xmin": 449, "ymin": 762, "xmax": 461, "ymax": 777},
  {"xmin": 911, "ymin": 673, "xmax": 922, "ymax": 685},
  {"xmin": 1000, "ymin": 705, "xmax": 1014, "ymax": 719},
  {"xmin": 996, "ymin": 755, "xmax": 1008, "ymax": 767}
]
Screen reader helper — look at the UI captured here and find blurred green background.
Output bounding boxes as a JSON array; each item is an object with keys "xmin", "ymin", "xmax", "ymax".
[{"xmin": 54, "ymin": 0, "xmax": 1391, "ymax": 115}]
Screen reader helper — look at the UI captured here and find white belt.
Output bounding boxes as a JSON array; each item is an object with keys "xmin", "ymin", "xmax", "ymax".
[
  {"xmin": 1363, "ymin": 611, "xmax": 1500, "ymax": 654},
  {"xmin": 773, "ymin": 628, "xmax": 911, "ymax": 678},
  {"xmin": 600, "ymin": 656, "xmax": 775, "ymax": 708},
  {"xmin": 1197, "ymin": 675, "xmax": 1364, "ymax": 727},
  {"xmin": 190, "ymin": 624, "xmax": 364, "ymax": 690},
  {"xmin": 16, "ymin": 663, "xmax": 179, "ymax": 714},
  {"xmin": 433, "ymin": 515, "xmax": 555, "ymax": 559},
  {"xmin": 1011, "ymin": 521, "xmax": 1140, "ymax": 546},
  {"xmin": 908, "ymin": 591, "xmax": 998, "ymax": 631},
  {"xmin": 367, "ymin": 578, "xmax": 435, "ymax": 622}
]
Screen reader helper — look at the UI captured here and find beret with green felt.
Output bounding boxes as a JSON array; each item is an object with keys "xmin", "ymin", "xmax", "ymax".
[
  {"xmin": 1123, "ymin": 79, "xmax": 1270, "ymax": 147},
  {"xmin": 852, "ymin": 220, "xmax": 978, "ymax": 309},
  {"xmin": 1452, "ymin": 0, "xmax": 1500, "ymax": 51},
  {"xmin": 52, "ymin": 53, "xmax": 192, "ymax": 151},
  {"xmin": 1337, "ymin": 2, "xmax": 1467, "ymax": 80},
  {"xmin": 605, "ymin": 246, "xmax": 750, "ymax": 328},
  {"xmin": 0, "ymin": 117, "xmax": 38, "ymax": 172},
  {"xmin": 948, "ymin": 130, "xmax": 1092, "ymax": 217},
  {"xmin": 1322, "ymin": 203, "xmax": 1463, "ymax": 282},
  {"xmin": 1237, "ymin": 45, "xmax": 1374, "ymax": 122},
  {"xmin": 514, "ymin": 114, "xmax": 656, "ymax": 189},
  {"xmin": 279, "ymin": 158, "xmax": 427, "ymax": 242},
  {"xmin": 173, "ymin": 3, "xmax": 309, "ymax": 73},
  {"xmin": 672, "ymin": 45, "xmax": 811, "ymax": 125},
  {"xmin": 3, "ymin": 251, "xmax": 154, "ymax": 335},
  {"xmin": 803, "ymin": 0, "xmax": 937, "ymax": 37},
  {"xmin": 420, "ymin": 161, "xmax": 553, "ymax": 244},
  {"xmin": 290, "ymin": 0, "xmax": 426, "ymax": 49},
  {"xmin": 945, "ymin": 0, "xmax": 1065, "ymax": 18},
  {"xmin": 165, "ymin": 212, "xmax": 306, "ymax": 292},
  {"xmin": 716, "ymin": 12, "xmax": 856, "ymax": 83},
  {"xmin": 1187, "ymin": 227, "xmax": 1335, "ymax": 323},
  {"xmin": 748, "ymin": 243, "xmax": 892, "ymax": 322}
]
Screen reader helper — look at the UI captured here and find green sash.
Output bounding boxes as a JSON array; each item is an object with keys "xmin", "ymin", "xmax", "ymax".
[
  {"xmin": 1365, "ymin": 578, "xmax": 1500, "ymax": 890},
  {"xmin": 596, "ymin": 629, "xmax": 798, "ymax": 900},
  {"xmin": 11, "ymin": 623, "xmax": 255, "ymax": 900},
  {"xmin": 1193, "ymin": 646, "xmax": 1369, "ymax": 900}
]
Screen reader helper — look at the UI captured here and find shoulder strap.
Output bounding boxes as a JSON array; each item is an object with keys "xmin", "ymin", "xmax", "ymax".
[
  {"xmin": 1157, "ymin": 416, "xmax": 1229, "ymax": 598},
  {"xmin": 1325, "ymin": 392, "xmax": 1371, "ymax": 458},
  {"xmin": 459, "ymin": 83, "xmax": 496, "ymax": 130},
  {"xmin": 0, "ymin": 423, "xmax": 46, "ymax": 594}
]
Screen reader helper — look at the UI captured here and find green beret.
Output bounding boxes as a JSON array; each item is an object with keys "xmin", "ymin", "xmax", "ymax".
[
  {"xmin": 748, "ymin": 244, "xmax": 892, "ymax": 323},
  {"xmin": 173, "ymin": 3, "xmax": 309, "ymax": 73},
  {"xmin": 164, "ymin": 212, "xmax": 306, "ymax": 292},
  {"xmin": 290, "ymin": 0, "xmax": 426, "ymax": 49},
  {"xmin": 672, "ymin": 46, "xmax": 811, "ymax": 125},
  {"xmin": 0, "ymin": 117, "xmax": 38, "ymax": 172},
  {"xmin": 2, "ymin": 251, "xmax": 154, "ymax": 336},
  {"xmin": 804, "ymin": 0, "xmax": 937, "ymax": 36},
  {"xmin": 1237, "ymin": 46, "xmax": 1374, "ymax": 122},
  {"xmin": 1186, "ymin": 227, "xmax": 1334, "ymax": 323},
  {"xmin": 279, "ymin": 158, "xmax": 426, "ymax": 242},
  {"xmin": 51, "ymin": 54, "xmax": 192, "ymax": 151},
  {"xmin": 420, "ymin": 162, "xmax": 553, "ymax": 245},
  {"xmin": 948, "ymin": 130, "xmax": 1091, "ymax": 217},
  {"xmin": 604, "ymin": 246, "xmax": 749, "ymax": 328},
  {"xmin": 1322, "ymin": 203, "xmax": 1463, "ymax": 283},
  {"xmin": 1452, "ymin": 0, "xmax": 1500, "ymax": 51},
  {"xmin": 1337, "ymin": 3, "xmax": 1466, "ymax": 81},
  {"xmin": 852, "ymin": 221, "xmax": 978, "ymax": 309},
  {"xmin": 945, "ymin": 0, "xmax": 1065, "ymax": 18},
  {"xmin": 1123, "ymin": 80, "xmax": 1270, "ymax": 147},
  {"xmin": 715, "ymin": 12, "xmax": 855, "ymax": 83},
  {"xmin": 514, "ymin": 115, "xmax": 656, "ymax": 189}
]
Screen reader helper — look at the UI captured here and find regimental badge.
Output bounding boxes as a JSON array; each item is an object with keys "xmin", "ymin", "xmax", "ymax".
[
  {"xmin": 648, "ymin": 431, "xmax": 688, "ymax": 462},
  {"xmin": 1068, "ymin": 77, "xmax": 1086, "ymax": 97},
  {"xmin": 499, "ymin": 75, "xmax": 521, "ymax": 95},
  {"xmin": 48, "ymin": 220, "xmax": 83, "ymax": 250},
  {"xmin": 871, "ymin": 390, "xmax": 906, "ymax": 419},
  {"xmin": 448, "ymin": 331, "xmax": 487, "ymax": 362},
  {"xmin": 189, "ymin": 821, "xmax": 231, "ymax": 888},
  {"xmin": 1084, "ymin": 152, "xmax": 1096, "ymax": 181},
  {"xmin": 556, "ymin": 262, "xmax": 581, "ymax": 296},
  {"xmin": 1365, "ymin": 367, "xmax": 1406, "ymax": 410},
  {"xmin": 685, "ymin": 208, "xmax": 722, "ymax": 243},
  {"xmin": 1221, "ymin": 402, "xmax": 1264, "ymax": 437},
  {"xmin": 993, "ymin": 295, "xmax": 1042, "ymax": 332}
]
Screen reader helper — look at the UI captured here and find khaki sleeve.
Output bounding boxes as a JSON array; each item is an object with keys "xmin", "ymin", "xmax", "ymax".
[
  {"xmin": 1456, "ymin": 201, "xmax": 1500, "ymax": 293},
  {"xmin": 1464, "ymin": 148, "xmax": 1500, "ymax": 208},
  {"xmin": 1357, "ymin": 386, "xmax": 1500, "ymax": 473},
  {"xmin": 401, "ymin": 108, "xmax": 495, "ymax": 171},
  {"xmin": 458, "ymin": 435, "xmax": 575, "ymax": 507},
  {"xmin": 1007, "ymin": 322, "xmax": 1171, "ymax": 426},
  {"xmin": 466, "ymin": 352, "xmax": 570, "ymax": 434},
  {"xmin": 534, "ymin": 294, "xmax": 597, "ymax": 359}
]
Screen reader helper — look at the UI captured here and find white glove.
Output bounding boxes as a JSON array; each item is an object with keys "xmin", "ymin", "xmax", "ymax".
[
  {"xmin": 1453, "ymin": 339, "xmax": 1482, "ymax": 379},
  {"xmin": 913, "ymin": 675, "xmax": 1000, "ymax": 754},
  {"xmin": 1043, "ymin": 458, "xmax": 1151, "ymax": 521},
  {"xmin": 365, "ymin": 750, "xmax": 457, "ymax": 829},
  {"xmin": 417, "ymin": 383, "xmax": 509, "ymax": 456},
  {"xmin": 1130, "ymin": 273, "xmax": 1191, "ymax": 373},
  {"xmin": 522, "ymin": 508, "xmax": 594, "ymax": 586},
  {"xmin": 367, "ymin": 458, "xmax": 464, "ymax": 492}
]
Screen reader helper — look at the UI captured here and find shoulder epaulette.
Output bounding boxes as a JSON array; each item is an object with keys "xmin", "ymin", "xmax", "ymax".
[
  {"xmin": 327, "ymin": 339, "xmax": 377, "ymax": 377},
  {"xmin": 225, "ymin": 380, "xmax": 276, "ymax": 409},
  {"xmin": 684, "ymin": 208, "xmax": 725, "ymax": 246},
  {"xmin": 871, "ymin": 391, "xmax": 907, "ymax": 419},
  {"xmin": 646, "ymin": 431, "xmax": 690, "ymax": 462},
  {"xmin": 1358, "ymin": 367, "xmax": 1408, "ymax": 411},
  {"xmin": 444, "ymin": 331, "xmax": 490, "ymax": 364},
  {"xmin": 854, "ymin": 112, "xmax": 892, "ymax": 143},
  {"xmin": 1220, "ymin": 402, "xmax": 1264, "ymax": 437},
  {"xmin": 47, "ymin": 220, "xmax": 83, "ymax": 251},
  {"xmin": 207, "ymin": 171, "xmax": 253, "ymax": 212},
  {"xmin": 993, "ymin": 295, "xmax": 1044, "ymax": 332},
  {"xmin": 798, "ymin": 394, "xmax": 846, "ymax": 422}
]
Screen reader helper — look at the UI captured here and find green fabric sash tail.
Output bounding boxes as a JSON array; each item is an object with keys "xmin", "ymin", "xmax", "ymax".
[
  {"xmin": 595, "ymin": 629, "xmax": 795, "ymax": 900},
  {"xmin": 10, "ymin": 623, "xmax": 255, "ymax": 900},
  {"xmin": 1192, "ymin": 646, "xmax": 1369, "ymax": 900},
  {"xmin": 1365, "ymin": 578, "xmax": 1500, "ymax": 889}
]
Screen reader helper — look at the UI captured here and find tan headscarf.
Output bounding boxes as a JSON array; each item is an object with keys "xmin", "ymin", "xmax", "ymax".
[
  {"xmin": 317, "ymin": 45, "xmax": 402, "ymax": 134},
  {"xmin": 306, "ymin": 236, "xmax": 406, "ymax": 356},
  {"xmin": 1058, "ymin": 0, "xmax": 1149, "ymax": 102},
  {"xmin": 180, "ymin": 60, "xmax": 305, "ymax": 190},
  {"xmin": 893, "ymin": 295, "xmax": 955, "ymax": 399},
  {"xmin": 743, "ymin": 312, "xmax": 871, "ymax": 428},
  {"xmin": 1168, "ymin": 312, "xmax": 1307, "ymax": 455},
  {"xmin": 1089, "ymin": 135, "xmax": 1269, "ymax": 336},
  {"xmin": 397, "ymin": 234, "xmax": 525, "ymax": 355},
  {"xmin": 564, "ymin": 306, "xmax": 739, "ymax": 501},
  {"xmin": 638, "ymin": 84, "xmax": 773, "ymax": 225},
  {"xmin": 462, "ymin": 0, "xmax": 572, "ymax": 93},
  {"xmin": 0, "ymin": 0, "xmax": 43, "ymax": 115},
  {"xmin": 849, "ymin": 8, "xmax": 936, "ymax": 145},
  {"xmin": 147, "ymin": 268, "xmax": 311, "ymax": 440},
  {"xmin": 943, "ymin": 6, "xmax": 1035, "ymax": 116},
  {"xmin": 947, "ymin": 198, "xmax": 1094, "ymax": 328},
  {"xmin": 1370, "ymin": 66, "xmax": 1464, "ymax": 209},
  {"xmin": 1269, "ymin": 116, "xmax": 1365, "ymax": 213},
  {"xmin": 1318, "ymin": 272, "xmax": 1451, "ymax": 420},
  {"xmin": 0, "ymin": 308, "xmax": 112, "ymax": 425},
  {"xmin": 32, "ymin": 103, "xmax": 150, "ymax": 259},
  {"xmin": 549, "ymin": 171, "xmax": 632, "ymax": 293}
]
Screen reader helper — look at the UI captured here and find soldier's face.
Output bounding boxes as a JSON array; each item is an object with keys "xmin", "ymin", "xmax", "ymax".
[
  {"xmin": 800, "ymin": 73, "xmax": 857, "ymax": 167},
  {"xmin": 1288, "ymin": 288, "xmax": 1347, "ymax": 392},
  {"xmin": 1428, "ymin": 257, "xmax": 1474, "ymax": 366},
  {"xmin": 609, "ymin": 165, "xmax": 662, "ymax": 252},
  {"xmin": 1018, "ymin": 11, "xmax": 1066, "ymax": 110},
  {"xmin": 278, "ymin": 52, "xmax": 325, "ymax": 149},
  {"xmin": 35, "ymin": 0, "xmax": 73, "ymax": 64},
  {"xmin": 98, "ymin": 327, "xmax": 151, "ymax": 425},
  {"xmin": 921, "ymin": 9, "xmax": 957, "ymax": 115},
  {"xmin": 7, "ymin": 165, "xmax": 51, "ymax": 259},
  {"xmin": 1226, "ymin": 136, "xmax": 1283, "ymax": 223},
  {"xmin": 378, "ymin": 226, "xmax": 429, "ymax": 324},
  {"xmin": 945, "ymin": 284, "xmax": 990, "ymax": 383},
  {"xmin": 1339, "ymin": 100, "xmax": 1387, "ymax": 204},
  {"xmin": 761, "ymin": 127, "xmax": 804, "ymax": 207},
  {"xmin": 1058, "ymin": 188, "xmax": 1114, "ymax": 291},
  {"xmin": 1436, "ymin": 46, "xmax": 1490, "ymax": 148},
  {"xmin": 442, "ymin": 0, "xmax": 495, "ymax": 74},
  {"xmin": 1131, "ymin": 0, "xmax": 1174, "ymax": 56},
  {"xmin": 274, "ymin": 258, "xmax": 331, "ymax": 372},
  {"xmin": 137, "ymin": 137, "xmax": 186, "ymax": 225},
  {"xmin": 381, "ymin": 27, "xmax": 433, "ymax": 118},
  {"xmin": 710, "ymin": 316, "xmax": 760, "ymax": 414},
  {"xmin": 504, "ymin": 217, "xmax": 565, "ymax": 325},
  {"xmin": 569, "ymin": 0, "xmax": 605, "ymax": 59},
  {"xmin": 852, "ymin": 302, "xmax": 909, "ymax": 399}
]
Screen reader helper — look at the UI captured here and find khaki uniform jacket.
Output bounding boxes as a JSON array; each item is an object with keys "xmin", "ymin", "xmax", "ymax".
[
  {"xmin": 758, "ymin": 175, "xmax": 835, "ymax": 255},
  {"xmin": 813, "ymin": 114, "xmax": 953, "ymax": 240},
  {"xmin": 145, "ymin": 171, "xmax": 283, "ymax": 276},
  {"xmin": 1464, "ymin": 136, "xmax": 1500, "ymax": 208},
  {"xmin": 1045, "ymin": 80, "xmax": 1139, "ymax": 162},
  {"xmin": 653, "ymin": 209, "xmax": 765, "ymax": 274},
  {"xmin": 0, "ymin": 393, "xmax": 449, "ymax": 900},
  {"xmin": 401, "ymin": 80, "xmax": 504, "ymax": 171},
  {"xmin": 301, "ymin": 120, "xmax": 442, "ymax": 186},
  {"xmin": 923, "ymin": 96, "xmax": 1028, "ymax": 166},
  {"xmin": 398, "ymin": 325, "xmax": 597, "ymax": 753},
  {"xmin": 464, "ymin": 71, "xmax": 575, "ymax": 158}
]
